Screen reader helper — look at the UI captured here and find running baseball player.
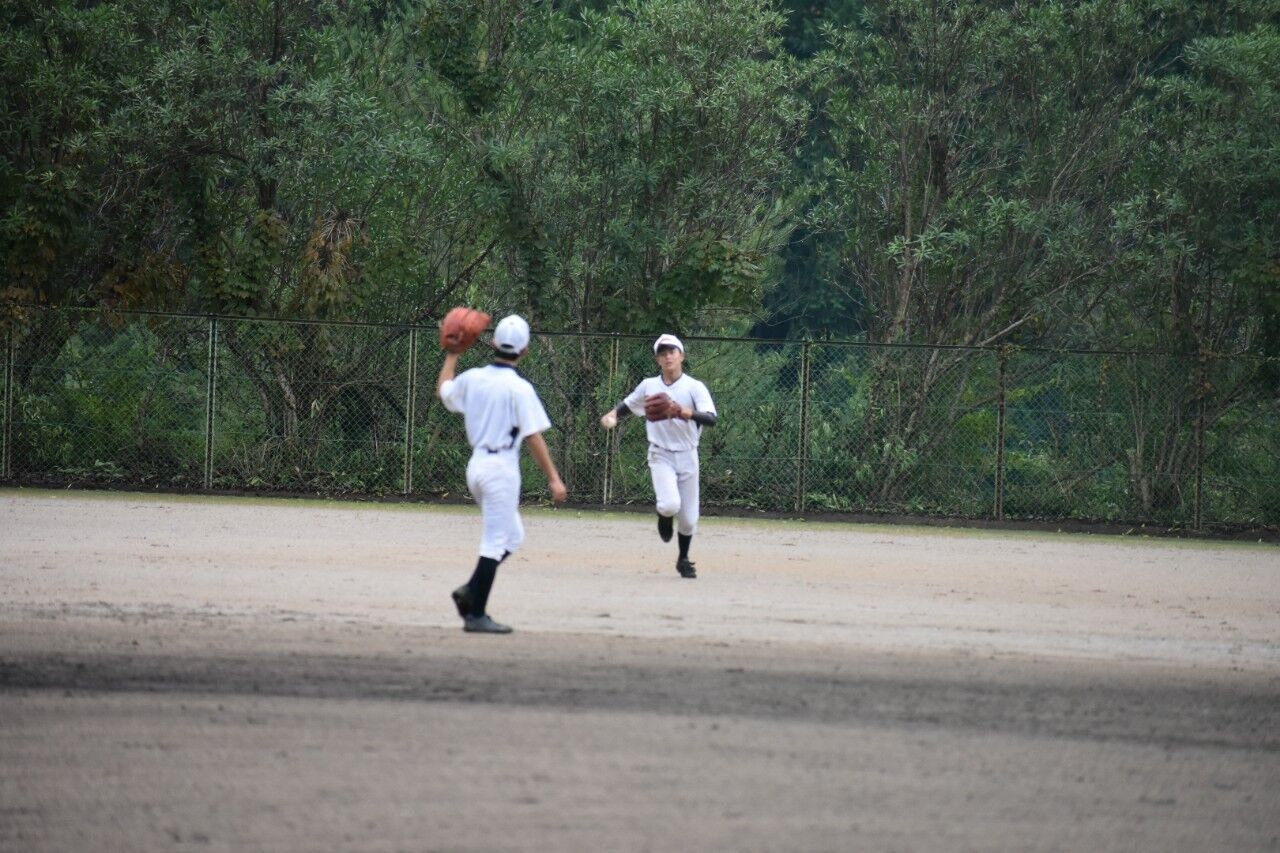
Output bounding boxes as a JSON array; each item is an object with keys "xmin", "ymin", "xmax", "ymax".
[
  {"xmin": 600, "ymin": 334, "xmax": 717, "ymax": 578},
  {"xmin": 437, "ymin": 314, "xmax": 567, "ymax": 633}
]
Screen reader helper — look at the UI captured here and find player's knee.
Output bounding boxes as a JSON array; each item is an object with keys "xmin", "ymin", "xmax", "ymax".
[{"xmin": 656, "ymin": 498, "xmax": 680, "ymax": 517}]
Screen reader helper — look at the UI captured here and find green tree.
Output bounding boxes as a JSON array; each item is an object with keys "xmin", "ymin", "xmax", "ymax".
[
  {"xmin": 2, "ymin": 0, "xmax": 808, "ymax": 494},
  {"xmin": 1, "ymin": 2, "xmax": 146, "ymax": 310},
  {"xmin": 1103, "ymin": 9, "xmax": 1280, "ymax": 515},
  {"xmin": 2, "ymin": 1, "xmax": 509, "ymax": 483},
  {"xmin": 811, "ymin": 0, "xmax": 1165, "ymax": 348},
  {"xmin": 488, "ymin": 0, "xmax": 805, "ymax": 335},
  {"xmin": 465, "ymin": 0, "xmax": 806, "ymax": 491},
  {"xmin": 806, "ymin": 0, "xmax": 1176, "ymax": 505}
]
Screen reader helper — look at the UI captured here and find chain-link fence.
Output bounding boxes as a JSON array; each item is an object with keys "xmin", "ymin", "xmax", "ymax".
[{"xmin": 3, "ymin": 307, "xmax": 1277, "ymax": 530}]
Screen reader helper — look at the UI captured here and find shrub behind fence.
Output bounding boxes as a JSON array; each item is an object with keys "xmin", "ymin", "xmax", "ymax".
[{"xmin": 3, "ymin": 307, "xmax": 1277, "ymax": 530}]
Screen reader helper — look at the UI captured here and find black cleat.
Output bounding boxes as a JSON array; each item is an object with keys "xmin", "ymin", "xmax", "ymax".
[
  {"xmin": 658, "ymin": 513, "xmax": 674, "ymax": 543},
  {"xmin": 451, "ymin": 584, "xmax": 473, "ymax": 619},
  {"xmin": 676, "ymin": 558, "xmax": 696, "ymax": 579},
  {"xmin": 464, "ymin": 614, "xmax": 513, "ymax": 634}
]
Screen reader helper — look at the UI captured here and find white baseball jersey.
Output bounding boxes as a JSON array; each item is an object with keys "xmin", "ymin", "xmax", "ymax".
[
  {"xmin": 440, "ymin": 363, "xmax": 551, "ymax": 559},
  {"xmin": 623, "ymin": 374, "xmax": 716, "ymax": 452},
  {"xmin": 440, "ymin": 364, "xmax": 551, "ymax": 455}
]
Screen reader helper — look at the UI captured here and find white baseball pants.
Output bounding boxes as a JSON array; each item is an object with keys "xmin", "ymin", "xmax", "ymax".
[
  {"xmin": 467, "ymin": 451, "xmax": 524, "ymax": 560},
  {"xmin": 648, "ymin": 445, "xmax": 700, "ymax": 536}
]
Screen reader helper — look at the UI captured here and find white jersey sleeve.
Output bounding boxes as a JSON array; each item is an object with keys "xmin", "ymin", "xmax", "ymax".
[
  {"xmin": 513, "ymin": 379, "xmax": 552, "ymax": 440},
  {"xmin": 622, "ymin": 381, "xmax": 650, "ymax": 417},
  {"xmin": 439, "ymin": 373, "xmax": 467, "ymax": 413},
  {"xmin": 689, "ymin": 377, "xmax": 716, "ymax": 417}
]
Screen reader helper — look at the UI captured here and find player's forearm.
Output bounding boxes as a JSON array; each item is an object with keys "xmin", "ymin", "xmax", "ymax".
[
  {"xmin": 435, "ymin": 352, "xmax": 459, "ymax": 396},
  {"xmin": 525, "ymin": 433, "xmax": 562, "ymax": 485},
  {"xmin": 600, "ymin": 402, "xmax": 631, "ymax": 429},
  {"xmin": 674, "ymin": 404, "xmax": 716, "ymax": 426}
]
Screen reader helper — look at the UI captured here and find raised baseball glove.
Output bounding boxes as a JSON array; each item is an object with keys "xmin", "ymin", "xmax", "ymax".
[
  {"xmin": 440, "ymin": 306, "xmax": 491, "ymax": 354},
  {"xmin": 644, "ymin": 392, "xmax": 683, "ymax": 422}
]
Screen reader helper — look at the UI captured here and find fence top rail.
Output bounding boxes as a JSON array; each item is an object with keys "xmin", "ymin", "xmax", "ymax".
[{"xmin": 15, "ymin": 304, "xmax": 1280, "ymax": 364}]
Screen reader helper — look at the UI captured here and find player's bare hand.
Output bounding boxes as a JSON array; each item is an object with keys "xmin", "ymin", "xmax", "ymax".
[
  {"xmin": 600, "ymin": 411, "xmax": 618, "ymax": 430},
  {"xmin": 549, "ymin": 478, "xmax": 568, "ymax": 503}
]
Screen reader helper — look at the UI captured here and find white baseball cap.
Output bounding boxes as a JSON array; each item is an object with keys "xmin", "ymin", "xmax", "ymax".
[
  {"xmin": 653, "ymin": 333, "xmax": 684, "ymax": 353},
  {"xmin": 493, "ymin": 314, "xmax": 531, "ymax": 355}
]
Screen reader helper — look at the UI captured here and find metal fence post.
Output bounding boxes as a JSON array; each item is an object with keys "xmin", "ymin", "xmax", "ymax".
[
  {"xmin": 203, "ymin": 317, "xmax": 218, "ymax": 490},
  {"xmin": 994, "ymin": 347, "xmax": 1008, "ymax": 521},
  {"xmin": 1193, "ymin": 352, "xmax": 1207, "ymax": 532},
  {"xmin": 403, "ymin": 327, "xmax": 419, "ymax": 495},
  {"xmin": 2, "ymin": 324, "xmax": 13, "ymax": 480},
  {"xmin": 602, "ymin": 333, "xmax": 620, "ymax": 507},
  {"xmin": 797, "ymin": 340, "xmax": 812, "ymax": 513}
]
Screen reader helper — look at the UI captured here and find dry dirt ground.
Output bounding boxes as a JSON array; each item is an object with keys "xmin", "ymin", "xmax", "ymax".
[{"xmin": 1, "ymin": 488, "xmax": 1278, "ymax": 852}]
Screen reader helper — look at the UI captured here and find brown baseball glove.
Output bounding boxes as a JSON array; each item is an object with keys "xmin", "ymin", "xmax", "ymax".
[
  {"xmin": 440, "ymin": 307, "xmax": 491, "ymax": 354},
  {"xmin": 644, "ymin": 392, "xmax": 683, "ymax": 422}
]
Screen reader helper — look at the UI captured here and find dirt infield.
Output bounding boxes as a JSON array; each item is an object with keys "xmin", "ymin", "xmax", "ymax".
[{"xmin": 2, "ymin": 489, "xmax": 1278, "ymax": 851}]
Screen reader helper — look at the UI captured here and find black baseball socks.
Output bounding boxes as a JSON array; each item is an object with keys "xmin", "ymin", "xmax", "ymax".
[{"xmin": 466, "ymin": 550, "xmax": 510, "ymax": 616}]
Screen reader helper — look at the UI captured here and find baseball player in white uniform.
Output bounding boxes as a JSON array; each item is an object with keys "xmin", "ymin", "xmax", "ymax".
[
  {"xmin": 437, "ymin": 314, "xmax": 567, "ymax": 633},
  {"xmin": 600, "ymin": 333, "xmax": 717, "ymax": 578}
]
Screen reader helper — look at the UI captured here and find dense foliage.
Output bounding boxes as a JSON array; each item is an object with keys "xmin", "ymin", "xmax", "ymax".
[
  {"xmin": 1, "ymin": 0, "xmax": 1276, "ymax": 526},
  {"xmin": 5, "ymin": 0, "xmax": 1275, "ymax": 348}
]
